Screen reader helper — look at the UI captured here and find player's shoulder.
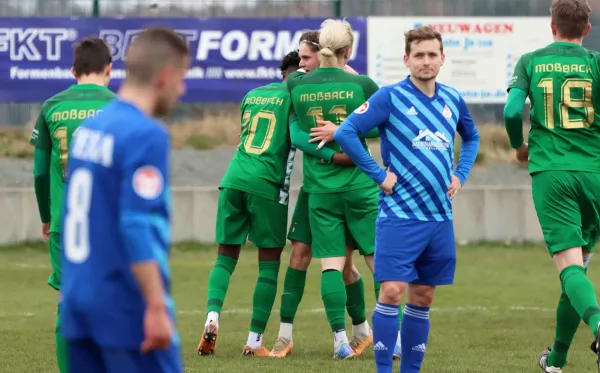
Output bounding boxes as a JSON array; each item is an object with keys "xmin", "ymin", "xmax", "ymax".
[
  {"xmin": 40, "ymin": 87, "xmax": 73, "ymax": 112},
  {"xmin": 435, "ymin": 82, "xmax": 462, "ymax": 102}
]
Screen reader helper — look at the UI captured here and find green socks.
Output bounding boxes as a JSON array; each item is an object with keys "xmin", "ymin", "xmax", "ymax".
[
  {"xmin": 56, "ymin": 304, "xmax": 67, "ymax": 373},
  {"xmin": 547, "ymin": 292, "xmax": 581, "ymax": 368},
  {"xmin": 322, "ymin": 270, "xmax": 347, "ymax": 332},
  {"xmin": 560, "ymin": 265, "xmax": 600, "ymax": 338},
  {"xmin": 206, "ymin": 254, "xmax": 238, "ymax": 314},
  {"xmin": 250, "ymin": 260, "xmax": 280, "ymax": 334},
  {"xmin": 346, "ymin": 277, "xmax": 366, "ymax": 325},
  {"xmin": 280, "ymin": 267, "xmax": 307, "ymax": 324}
]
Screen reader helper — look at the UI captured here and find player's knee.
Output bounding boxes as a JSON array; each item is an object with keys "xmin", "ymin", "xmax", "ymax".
[
  {"xmin": 321, "ymin": 257, "xmax": 345, "ymax": 272},
  {"xmin": 289, "ymin": 241, "xmax": 312, "ymax": 270},
  {"xmin": 379, "ymin": 281, "xmax": 405, "ymax": 305},
  {"xmin": 363, "ymin": 254, "xmax": 374, "ymax": 273},
  {"xmin": 258, "ymin": 247, "xmax": 284, "ymax": 261},
  {"xmin": 217, "ymin": 244, "xmax": 241, "ymax": 260},
  {"xmin": 407, "ymin": 284, "xmax": 436, "ymax": 307}
]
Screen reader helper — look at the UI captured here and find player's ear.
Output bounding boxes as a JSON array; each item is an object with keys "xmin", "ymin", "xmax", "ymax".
[
  {"xmin": 584, "ymin": 23, "xmax": 592, "ymax": 37},
  {"xmin": 70, "ymin": 67, "xmax": 77, "ymax": 79},
  {"xmin": 344, "ymin": 47, "xmax": 352, "ymax": 62},
  {"xmin": 550, "ymin": 21, "xmax": 557, "ymax": 36},
  {"xmin": 403, "ymin": 54, "xmax": 409, "ymax": 67}
]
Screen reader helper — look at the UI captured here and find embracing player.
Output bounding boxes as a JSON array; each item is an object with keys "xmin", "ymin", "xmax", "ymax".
[
  {"xmin": 286, "ymin": 19, "xmax": 383, "ymax": 360},
  {"xmin": 504, "ymin": 1, "xmax": 600, "ymax": 372},
  {"xmin": 29, "ymin": 37, "xmax": 114, "ymax": 373},
  {"xmin": 61, "ymin": 28, "xmax": 188, "ymax": 372},
  {"xmin": 270, "ymin": 29, "xmax": 381, "ymax": 359}
]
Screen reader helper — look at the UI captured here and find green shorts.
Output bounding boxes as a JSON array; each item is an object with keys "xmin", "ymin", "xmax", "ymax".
[
  {"xmin": 215, "ymin": 187, "xmax": 288, "ymax": 248},
  {"xmin": 48, "ymin": 232, "xmax": 61, "ymax": 291},
  {"xmin": 308, "ymin": 186, "xmax": 378, "ymax": 258},
  {"xmin": 532, "ymin": 170, "xmax": 600, "ymax": 255},
  {"xmin": 287, "ymin": 187, "xmax": 358, "ymax": 249}
]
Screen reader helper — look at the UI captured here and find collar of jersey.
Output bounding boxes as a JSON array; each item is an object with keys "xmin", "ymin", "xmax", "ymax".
[
  {"xmin": 313, "ymin": 67, "xmax": 344, "ymax": 73},
  {"xmin": 549, "ymin": 41, "xmax": 583, "ymax": 48},
  {"xmin": 404, "ymin": 76, "xmax": 440, "ymax": 101},
  {"xmin": 70, "ymin": 83, "xmax": 108, "ymax": 90}
]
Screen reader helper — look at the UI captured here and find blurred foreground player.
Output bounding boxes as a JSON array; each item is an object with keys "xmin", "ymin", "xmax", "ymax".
[
  {"xmin": 504, "ymin": 1, "xmax": 600, "ymax": 372},
  {"xmin": 61, "ymin": 27, "xmax": 189, "ymax": 373},
  {"xmin": 29, "ymin": 37, "xmax": 114, "ymax": 373}
]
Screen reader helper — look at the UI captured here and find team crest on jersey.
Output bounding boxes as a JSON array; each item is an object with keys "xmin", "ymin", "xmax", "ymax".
[
  {"xmin": 133, "ymin": 166, "xmax": 164, "ymax": 200},
  {"xmin": 354, "ymin": 102, "xmax": 369, "ymax": 114},
  {"xmin": 442, "ymin": 105, "xmax": 453, "ymax": 120}
]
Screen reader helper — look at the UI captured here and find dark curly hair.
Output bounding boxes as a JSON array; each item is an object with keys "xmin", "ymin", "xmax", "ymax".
[{"xmin": 279, "ymin": 50, "xmax": 300, "ymax": 74}]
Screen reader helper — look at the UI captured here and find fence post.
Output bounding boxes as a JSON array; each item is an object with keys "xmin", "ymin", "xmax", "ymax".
[
  {"xmin": 92, "ymin": 0, "xmax": 100, "ymax": 17},
  {"xmin": 333, "ymin": 0, "xmax": 342, "ymax": 17}
]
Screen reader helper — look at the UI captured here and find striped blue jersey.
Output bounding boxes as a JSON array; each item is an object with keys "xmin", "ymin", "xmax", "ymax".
[
  {"xmin": 334, "ymin": 77, "xmax": 480, "ymax": 222},
  {"xmin": 60, "ymin": 99, "xmax": 178, "ymax": 349}
]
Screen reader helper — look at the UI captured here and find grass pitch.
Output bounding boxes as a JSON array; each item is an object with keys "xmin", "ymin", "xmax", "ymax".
[{"xmin": 1, "ymin": 242, "xmax": 600, "ymax": 372}]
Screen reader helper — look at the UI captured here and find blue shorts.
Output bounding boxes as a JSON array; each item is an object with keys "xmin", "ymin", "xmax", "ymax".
[
  {"xmin": 374, "ymin": 217, "xmax": 456, "ymax": 285},
  {"xmin": 68, "ymin": 338, "xmax": 183, "ymax": 373}
]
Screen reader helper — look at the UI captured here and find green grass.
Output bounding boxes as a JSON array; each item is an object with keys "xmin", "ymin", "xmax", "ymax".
[{"xmin": 2, "ymin": 242, "xmax": 600, "ymax": 372}]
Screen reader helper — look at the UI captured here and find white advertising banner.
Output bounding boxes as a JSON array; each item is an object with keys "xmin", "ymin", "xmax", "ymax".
[{"xmin": 367, "ymin": 17, "xmax": 555, "ymax": 103}]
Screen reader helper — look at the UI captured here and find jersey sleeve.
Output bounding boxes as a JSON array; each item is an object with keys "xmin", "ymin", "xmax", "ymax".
[
  {"xmin": 454, "ymin": 96, "xmax": 481, "ymax": 185},
  {"xmin": 29, "ymin": 108, "xmax": 51, "ymax": 150},
  {"xmin": 119, "ymin": 127, "xmax": 170, "ymax": 264},
  {"xmin": 507, "ymin": 54, "xmax": 531, "ymax": 93}
]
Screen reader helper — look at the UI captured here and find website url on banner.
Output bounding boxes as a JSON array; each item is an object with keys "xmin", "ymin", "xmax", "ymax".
[{"xmin": 8, "ymin": 66, "xmax": 282, "ymax": 80}]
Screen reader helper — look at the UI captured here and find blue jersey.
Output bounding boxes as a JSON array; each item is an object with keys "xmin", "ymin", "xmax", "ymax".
[
  {"xmin": 334, "ymin": 77, "xmax": 480, "ymax": 222},
  {"xmin": 60, "ymin": 99, "xmax": 177, "ymax": 349}
]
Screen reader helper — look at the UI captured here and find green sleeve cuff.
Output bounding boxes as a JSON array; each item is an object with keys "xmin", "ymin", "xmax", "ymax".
[{"xmin": 363, "ymin": 127, "xmax": 380, "ymax": 138}]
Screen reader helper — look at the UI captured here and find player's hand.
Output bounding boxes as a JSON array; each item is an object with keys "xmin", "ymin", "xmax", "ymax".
[
  {"xmin": 141, "ymin": 306, "xmax": 173, "ymax": 354},
  {"xmin": 379, "ymin": 170, "xmax": 397, "ymax": 195},
  {"xmin": 515, "ymin": 143, "xmax": 529, "ymax": 164},
  {"xmin": 447, "ymin": 175, "xmax": 462, "ymax": 200},
  {"xmin": 42, "ymin": 222, "xmax": 50, "ymax": 241},
  {"xmin": 311, "ymin": 120, "xmax": 338, "ymax": 149}
]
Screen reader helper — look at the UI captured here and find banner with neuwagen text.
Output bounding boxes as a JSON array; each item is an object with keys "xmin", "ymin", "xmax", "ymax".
[
  {"xmin": 0, "ymin": 17, "xmax": 367, "ymax": 103},
  {"xmin": 367, "ymin": 17, "xmax": 554, "ymax": 104}
]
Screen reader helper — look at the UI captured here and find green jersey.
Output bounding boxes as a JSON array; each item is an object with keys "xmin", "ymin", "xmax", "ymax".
[
  {"xmin": 219, "ymin": 82, "xmax": 294, "ymax": 203},
  {"xmin": 508, "ymin": 41, "xmax": 600, "ymax": 174},
  {"xmin": 287, "ymin": 68, "xmax": 379, "ymax": 193},
  {"xmin": 29, "ymin": 84, "xmax": 116, "ymax": 232}
]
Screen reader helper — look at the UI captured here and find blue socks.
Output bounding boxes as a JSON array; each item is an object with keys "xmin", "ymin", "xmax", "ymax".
[
  {"xmin": 400, "ymin": 304, "xmax": 430, "ymax": 373},
  {"xmin": 373, "ymin": 302, "xmax": 398, "ymax": 373}
]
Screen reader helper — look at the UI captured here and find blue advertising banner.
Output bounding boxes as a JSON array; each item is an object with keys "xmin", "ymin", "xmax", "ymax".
[{"xmin": 0, "ymin": 17, "xmax": 367, "ymax": 103}]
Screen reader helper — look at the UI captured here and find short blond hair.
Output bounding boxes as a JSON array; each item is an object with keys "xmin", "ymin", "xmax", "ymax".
[{"xmin": 318, "ymin": 19, "xmax": 354, "ymax": 68}]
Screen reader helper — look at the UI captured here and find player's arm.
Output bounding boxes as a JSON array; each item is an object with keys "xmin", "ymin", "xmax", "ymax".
[
  {"xmin": 289, "ymin": 109, "xmax": 353, "ymax": 164},
  {"xmin": 30, "ymin": 111, "xmax": 51, "ymax": 224},
  {"xmin": 119, "ymin": 129, "xmax": 170, "ymax": 311},
  {"xmin": 334, "ymin": 87, "xmax": 392, "ymax": 184},
  {"xmin": 504, "ymin": 55, "xmax": 530, "ymax": 149},
  {"xmin": 454, "ymin": 96, "xmax": 481, "ymax": 185}
]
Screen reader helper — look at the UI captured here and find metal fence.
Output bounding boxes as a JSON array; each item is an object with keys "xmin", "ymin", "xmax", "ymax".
[{"xmin": 2, "ymin": 0, "xmax": 600, "ymax": 126}]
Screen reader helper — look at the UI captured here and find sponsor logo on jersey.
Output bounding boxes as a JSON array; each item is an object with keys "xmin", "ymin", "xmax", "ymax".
[
  {"xmin": 412, "ymin": 129, "xmax": 450, "ymax": 151},
  {"xmin": 354, "ymin": 102, "xmax": 369, "ymax": 114},
  {"xmin": 133, "ymin": 165, "xmax": 164, "ymax": 200}
]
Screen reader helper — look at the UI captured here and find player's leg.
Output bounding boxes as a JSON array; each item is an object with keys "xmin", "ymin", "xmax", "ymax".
[
  {"xmin": 309, "ymin": 192, "xmax": 354, "ymax": 360},
  {"xmin": 243, "ymin": 194, "xmax": 287, "ymax": 356},
  {"xmin": 532, "ymin": 171, "xmax": 600, "ymax": 368},
  {"xmin": 372, "ymin": 217, "xmax": 430, "ymax": 373},
  {"xmin": 48, "ymin": 232, "xmax": 68, "ymax": 372},
  {"xmin": 198, "ymin": 188, "xmax": 248, "ymax": 355},
  {"xmin": 342, "ymin": 248, "xmax": 371, "ymax": 354},
  {"xmin": 67, "ymin": 338, "xmax": 106, "ymax": 373},
  {"xmin": 399, "ymin": 219, "xmax": 455, "ymax": 373},
  {"xmin": 270, "ymin": 187, "xmax": 312, "ymax": 358}
]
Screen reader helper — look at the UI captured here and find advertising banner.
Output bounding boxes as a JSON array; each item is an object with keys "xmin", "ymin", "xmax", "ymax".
[
  {"xmin": 0, "ymin": 17, "xmax": 367, "ymax": 103},
  {"xmin": 368, "ymin": 17, "xmax": 554, "ymax": 103}
]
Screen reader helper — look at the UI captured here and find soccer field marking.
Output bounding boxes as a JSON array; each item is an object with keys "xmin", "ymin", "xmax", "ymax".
[{"xmin": 0, "ymin": 305, "xmax": 556, "ymax": 318}]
